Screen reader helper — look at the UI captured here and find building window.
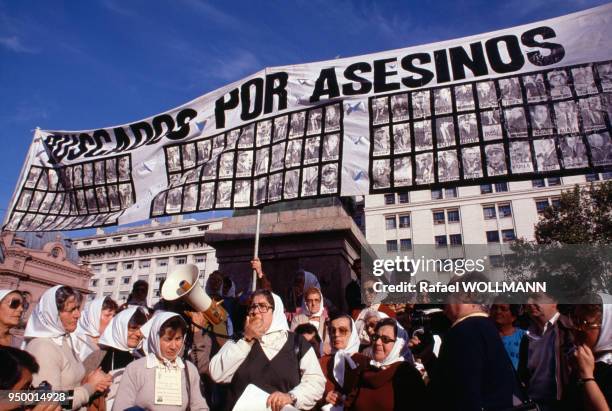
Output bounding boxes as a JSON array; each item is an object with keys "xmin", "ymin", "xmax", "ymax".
[
  {"xmin": 435, "ymin": 235, "xmax": 447, "ymax": 247},
  {"xmin": 398, "ymin": 215, "xmax": 411, "ymax": 228},
  {"xmin": 139, "ymin": 260, "xmax": 151, "ymax": 268},
  {"xmin": 483, "ymin": 205, "xmax": 496, "ymax": 219},
  {"xmin": 547, "ymin": 177, "xmax": 561, "ymax": 186},
  {"xmin": 199, "ymin": 270, "xmax": 206, "ymax": 279},
  {"xmin": 398, "ymin": 192, "xmax": 409, "ymax": 203},
  {"xmin": 119, "ymin": 291, "xmax": 129, "ymax": 300},
  {"xmin": 198, "ymin": 225, "xmax": 209, "ymax": 231},
  {"xmin": 495, "ymin": 182, "xmax": 508, "ymax": 192},
  {"xmin": 385, "ymin": 216, "xmax": 397, "ymax": 230},
  {"xmin": 157, "ymin": 258, "xmax": 168, "ymax": 267},
  {"xmin": 154, "ymin": 289, "xmax": 161, "ymax": 297},
  {"xmin": 112, "ymin": 237, "xmax": 122, "ymax": 243},
  {"xmin": 103, "ymin": 292, "xmax": 112, "ymax": 297},
  {"xmin": 179, "ymin": 228, "xmax": 190, "ymax": 233},
  {"xmin": 535, "ymin": 199, "xmax": 550, "ymax": 214},
  {"xmin": 91, "ymin": 279, "xmax": 99, "ymax": 287},
  {"xmin": 498, "ymin": 204, "xmax": 512, "ymax": 218},
  {"xmin": 489, "ymin": 255, "xmax": 504, "ymax": 267},
  {"xmin": 156, "ymin": 275, "xmax": 165, "ymax": 283},
  {"xmin": 122, "ymin": 276, "xmax": 131, "ymax": 285},
  {"xmin": 431, "ymin": 189, "xmax": 443, "ymax": 200},
  {"xmin": 92, "ymin": 264, "xmax": 102, "ymax": 273},
  {"xmin": 585, "ymin": 173, "xmax": 600, "ymax": 182},
  {"xmin": 105, "ymin": 278, "xmax": 114, "ymax": 286},
  {"xmin": 83, "ymin": 240, "xmax": 92, "ymax": 246},
  {"xmin": 602, "ymin": 172, "xmax": 612, "ymax": 180},
  {"xmin": 551, "ymin": 197, "xmax": 561, "ymax": 208},
  {"xmin": 400, "ymin": 238, "xmax": 412, "ymax": 251},
  {"xmin": 433, "ymin": 211, "xmax": 445, "ymax": 224},
  {"xmin": 138, "ymin": 275, "xmax": 148, "ymax": 283},
  {"xmin": 486, "ymin": 230, "xmax": 500, "ymax": 243},
  {"xmin": 162, "ymin": 230, "xmax": 172, "ymax": 236},
  {"xmin": 445, "ymin": 187, "xmax": 458, "ymax": 198},
  {"xmin": 195, "ymin": 254, "xmax": 206, "ymax": 264},
  {"xmin": 502, "ymin": 229, "xmax": 516, "ymax": 242},
  {"xmin": 449, "ymin": 234, "xmax": 462, "ymax": 246},
  {"xmin": 386, "ymin": 240, "xmax": 398, "ymax": 252},
  {"xmin": 107, "ymin": 263, "xmax": 117, "ymax": 272},
  {"xmin": 447, "ymin": 209, "xmax": 460, "ymax": 223},
  {"xmin": 175, "ymin": 256, "xmax": 187, "ymax": 265},
  {"xmin": 98, "ymin": 239, "xmax": 107, "ymax": 244},
  {"xmin": 145, "ymin": 232, "xmax": 154, "ymax": 238},
  {"xmin": 384, "ymin": 194, "xmax": 395, "ymax": 205},
  {"xmin": 128, "ymin": 235, "xmax": 138, "ymax": 240},
  {"xmin": 123, "ymin": 261, "xmax": 133, "ymax": 270},
  {"xmin": 480, "ymin": 184, "xmax": 493, "ymax": 194},
  {"xmin": 532, "ymin": 179, "xmax": 545, "ymax": 188}
]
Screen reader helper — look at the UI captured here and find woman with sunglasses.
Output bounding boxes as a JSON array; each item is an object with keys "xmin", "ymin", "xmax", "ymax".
[
  {"xmin": 0, "ymin": 289, "xmax": 28, "ymax": 347},
  {"xmin": 209, "ymin": 289, "xmax": 326, "ymax": 411},
  {"xmin": 352, "ymin": 318, "xmax": 426, "ymax": 411}
]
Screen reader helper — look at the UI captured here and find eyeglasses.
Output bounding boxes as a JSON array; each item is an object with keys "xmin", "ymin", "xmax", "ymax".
[
  {"xmin": 371, "ymin": 334, "xmax": 396, "ymax": 344},
  {"xmin": 572, "ymin": 319, "xmax": 601, "ymax": 332},
  {"xmin": 305, "ymin": 298, "xmax": 321, "ymax": 304},
  {"xmin": 248, "ymin": 303, "xmax": 273, "ymax": 314},
  {"xmin": 8, "ymin": 298, "xmax": 28, "ymax": 310},
  {"xmin": 364, "ymin": 287, "xmax": 376, "ymax": 294},
  {"xmin": 329, "ymin": 327, "xmax": 350, "ymax": 336}
]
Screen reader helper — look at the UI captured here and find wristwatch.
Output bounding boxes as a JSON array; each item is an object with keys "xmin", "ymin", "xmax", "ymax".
[{"xmin": 288, "ymin": 392, "xmax": 297, "ymax": 405}]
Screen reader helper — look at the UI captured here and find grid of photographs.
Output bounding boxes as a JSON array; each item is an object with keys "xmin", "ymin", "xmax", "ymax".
[
  {"xmin": 6, "ymin": 154, "xmax": 134, "ymax": 232},
  {"xmin": 152, "ymin": 102, "xmax": 343, "ymax": 216},
  {"xmin": 369, "ymin": 60, "xmax": 612, "ymax": 192}
]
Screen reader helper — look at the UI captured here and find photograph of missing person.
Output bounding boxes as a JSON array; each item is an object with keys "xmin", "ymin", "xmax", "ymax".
[
  {"xmin": 529, "ymin": 105, "xmax": 554, "ymax": 136},
  {"xmin": 16, "ymin": 189, "xmax": 32, "ymax": 211},
  {"xmin": 284, "ymin": 169, "xmax": 300, "ymax": 199},
  {"xmin": 119, "ymin": 184, "xmax": 133, "ymax": 208},
  {"xmin": 5, "ymin": 212, "xmax": 23, "ymax": 231},
  {"xmin": 554, "ymin": 101, "xmax": 580, "ymax": 134},
  {"xmin": 76, "ymin": 191, "xmax": 87, "ymax": 214},
  {"xmin": 499, "ymin": 77, "xmax": 523, "ymax": 106},
  {"xmin": 289, "ymin": 111, "xmax": 306, "ymax": 138},
  {"xmin": 301, "ymin": 165, "xmax": 319, "ymax": 196},
  {"xmin": 118, "ymin": 156, "xmax": 130, "ymax": 182},
  {"xmin": 226, "ymin": 129, "xmax": 240, "ymax": 148},
  {"xmin": 458, "ymin": 113, "xmax": 479, "ymax": 144},
  {"xmin": 83, "ymin": 163, "xmax": 93, "ymax": 186},
  {"xmin": 30, "ymin": 191, "xmax": 44, "ymax": 211},
  {"xmin": 236, "ymin": 150, "xmax": 253, "ymax": 178},
  {"xmin": 509, "ymin": 141, "xmax": 534, "ymax": 173},
  {"xmin": 322, "ymin": 133, "xmax": 340, "ymax": 161},
  {"xmin": 94, "ymin": 161, "xmax": 105, "ymax": 185},
  {"xmin": 412, "ymin": 90, "xmax": 431, "ymax": 118},
  {"xmin": 104, "ymin": 158, "xmax": 116, "ymax": 183},
  {"xmin": 437, "ymin": 150, "xmax": 460, "ymax": 182},
  {"xmin": 560, "ymin": 136, "xmax": 589, "ymax": 169},
  {"xmin": 202, "ymin": 158, "xmax": 217, "ymax": 180},
  {"xmin": 233, "ymin": 180, "xmax": 251, "ymax": 208},
  {"xmin": 373, "ymin": 127, "xmax": 390, "ymax": 156},
  {"xmin": 587, "ymin": 132, "xmax": 612, "ymax": 166},
  {"xmin": 84, "ymin": 188, "xmax": 97, "ymax": 212},
  {"xmin": 523, "ymin": 74, "xmax": 547, "ymax": 102},
  {"xmin": 436, "ymin": 117, "xmax": 455, "ymax": 148},
  {"xmin": 95, "ymin": 187, "xmax": 108, "ymax": 212},
  {"xmin": 504, "ymin": 107, "xmax": 528, "ymax": 138},
  {"xmin": 372, "ymin": 97, "xmax": 389, "ymax": 125},
  {"xmin": 25, "ymin": 167, "xmax": 41, "ymax": 189},
  {"xmin": 166, "ymin": 146, "xmax": 181, "ymax": 172},
  {"xmin": 485, "ymin": 144, "xmax": 507, "ymax": 176},
  {"xmin": 393, "ymin": 123, "xmax": 411, "ymax": 153},
  {"xmin": 534, "ymin": 138, "xmax": 560, "ymax": 171},
  {"xmin": 320, "ymin": 163, "xmax": 338, "ymax": 194},
  {"xmin": 197, "ymin": 140, "xmax": 212, "ymax": 164},
  {"xmin": 481, "ymin": 110, "xmax": 503, "ymax": 141},
  {"xmin": 597, "ymin": 62, "xmax": 612, "ymax": 92},
  {"xmin": 548, "ymin": 70, "xmax": 572, "ymax": 100},
  {"xmin": 216, "ymin": 181, "xmax": 232, "ymax": 208},
  {"xmin": 579, "ymin": 96, "xmax": 606, "ymax": 132},
  {"xmin": 48, "ymin": 169, "xmax": 59, "ymax": 191},
  {"xmin": 414, "ymin": 120, "xmax": 433, "ymax": 150},
  {"xmin": 476, "ymin": 81, "xmax": 498, "ymax": 109},
  {"xmin": 254, "ymin": 176, "xmax": 268, "ymax": 205},
  {"xmin": 391, "ymin": 93, "xmax": 409, "ymax": 121},
  {"xmin": 307, "ymin": 108, "xmax": 323, "ymax": 135},
  {"xmin": 255, "ymin": 147, "xmax": 269, "ymax": 175},
  {"xmin": 271, "ymin": 142, "xmax": 286, "ymax": 171},
  {"xmin": 213, "ymin": 134, "xmax": 225, "ymax": 151},
  {"xmin": 572, "ymin": 66, "xmax": 598, "ymax": 96},
  {"xmin": 108, "ymin": 185, "xmax": 120, "ymax": 211},
  {"xmin": 393, "ymin": 157, "xmax": 412, "ymax": 187},
  {"xmin": 434, "ymin": 88, "xmax": 453, "ymax": 115},
  {"xmin": 304, "ymin": 137, "xmax": 320, "ymax": 164},
  {"xmin": 268, "ymin": 172, "xmax": 283, "ymax": 201},
  {"xmin": 168, "ymin": 173, "xmax": 182, "ymax": 187},
  {"xmin": 218, "ymin": 152, "xmax": 235, "ymax": 179},
  {"xmin": 286, "ymin": 139, "xmax": 303, "ymax": 167},
  {"xmin": 198, "ymin": 183, "xmax": 215, "ymax": 210},
  {"xmin": 238, "ymin": 124, "xmax": 255, "ymax": 148},
  {"xmin": 325, "ymin": 104, "xmax": 341, "ymax": 132},
  {"xmin": 415, "ymin": 153, "xmax": 434, "ymax": 185},
  {"xmin": 39, "ymin": 192, "xmax": 55, "ymax": 213},
  {"xmin": 256, "ymin": 120, "xmax": 272, "ymax": 146},
  {"xmin": 182, "ymin": 184, "xmax": 197, "ymax": 212},
  {"xmin": 73, "ymin": 165, "xmax": 83, "ymax": 188},
  {"xmin": 602, "ymin": 93, "xmax": 612, "ymax": 121},
  {"xmin": 372, "ymin": 159, "xmax": 391, "ymax": 188},
  {"xmin": 182, "ymin": 144, "xmax": 196, "ymax": 169},
  {"xmin": 454, "ymin": 84, "xmax": 475, "ymax": 111}
]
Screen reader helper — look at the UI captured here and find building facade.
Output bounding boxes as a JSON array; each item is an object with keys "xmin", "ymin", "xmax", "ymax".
[{"xmin": 74, "ymin": 216, "xmax": 225, "ymax": 305}]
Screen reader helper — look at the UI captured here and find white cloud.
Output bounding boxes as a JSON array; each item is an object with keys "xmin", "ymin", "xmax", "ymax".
[{"xmin": 0, "ymin": 35, "xmax": 37, "ymax": 53}]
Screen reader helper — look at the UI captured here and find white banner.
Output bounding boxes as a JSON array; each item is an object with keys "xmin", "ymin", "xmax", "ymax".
[{"xmin": 5, "ymin": 4, "xmax": 612, "ymax": 231}]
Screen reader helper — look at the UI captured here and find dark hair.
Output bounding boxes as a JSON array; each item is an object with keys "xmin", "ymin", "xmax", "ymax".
[
  {"xmin": 295, "ymin": 323, "xmax": 321, "ymax": 343},
  {"xmin": 158, "ymin": 316, "xmax": 187, "ymax": 338},
  {"xmin": 573, "ymin": 303, "xmax": 603, "ymax": 322},
  {"xmin": 491, "ymin": 297, "xmax": 522, "ymax": 318},
  {"xmin": 102, "ymin": 297, "xmax": 119, "ymax": 312},
  {"xmin": 0, "ymin": 346, "xmax": 39, "ymax": 389},
  {"xmin": 374, "ymin": 317, "xmax": 398, "ymax": 339},
  {"xmin": 55, "ymin": 286, "xmax": 82, "ymax": 312},
  {"xmin": 223, "ymin": 277, "xmax": 233, "ymax": 288},
  {"xmin": 250, "ymin": 289, "xmax": 275, "ymax": 310},
  {"xmin": 329, "ymin": 313, "xmax": 353, "ymax": 331},
  {"xmin": 128, "ymin": 308, "xmax": 149, "ymax": 329},
  {"xmin": 133, "ymin": 280, "xmax": 149, "ymax": 291}
]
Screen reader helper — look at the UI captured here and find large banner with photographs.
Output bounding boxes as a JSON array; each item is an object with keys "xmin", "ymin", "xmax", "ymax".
[{"xmin": 4, "ymin": 5, "xmax": 612, "ymax": 231}]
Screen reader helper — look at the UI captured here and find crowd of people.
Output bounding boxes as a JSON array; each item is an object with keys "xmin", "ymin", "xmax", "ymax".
[{"xmin": 0, "ymin": 259, "xmax": 610, "ymax": 411}]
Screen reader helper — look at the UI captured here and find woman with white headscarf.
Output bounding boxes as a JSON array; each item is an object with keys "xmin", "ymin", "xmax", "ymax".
[
  {"xmin": 72, "ymin": 296, "xmax": 118, "ymax": 361},
  {"xmin": 351, "ymin": 318, "xmax": 426, "ymax": 411},
  {"xmin": 209, "ymin": 289, "xmax": 325, "ymax": 411},
  {"xmin": 112, "ymin": 311, "xmax": 209, "ymax": 411},
  {"xmin": 24, "ymin": 286, "xmax": 112, "ymax": 410},
  {"xmin": 291, "ymin": 287, "xmax": 330, "ymax": 354},
  {"xmin": 0, "ymin": 289, "xmax": 28, "ymax": 347}
]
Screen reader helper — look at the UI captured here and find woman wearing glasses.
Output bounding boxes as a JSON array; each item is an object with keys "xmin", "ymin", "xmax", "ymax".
[
  {"xmin": 0, "ymin": 289, "xmax": 28, "ymax": 347},
  {"xmin": 209, "ymin": 289, "xmax": 326, "ymax": 411},
  {"xmin": 352, "ymin": 318, "xmax": 426, "ymax": 411},
  {"xmin": 291, "ymin": 287, "xmax": 330, "ymax": 354},
  {"xmin": 24, "ymin": 286, "xmax": 112, "ymax": 410}
]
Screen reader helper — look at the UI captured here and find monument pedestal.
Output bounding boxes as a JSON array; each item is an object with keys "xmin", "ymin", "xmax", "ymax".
[{"xmin": 204, "ymin": 201, "xmax": 368, "ymax": 312}]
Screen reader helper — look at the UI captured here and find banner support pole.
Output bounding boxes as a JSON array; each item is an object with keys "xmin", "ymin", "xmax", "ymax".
[{"xmin": 252, "ymin": 208, "xmax": 262, "ymax": 292}]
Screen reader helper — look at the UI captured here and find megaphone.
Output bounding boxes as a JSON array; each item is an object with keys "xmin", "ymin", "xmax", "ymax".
[{"xmin": 161, "ymin": 264, "xmax": 228, "ymax": 328}]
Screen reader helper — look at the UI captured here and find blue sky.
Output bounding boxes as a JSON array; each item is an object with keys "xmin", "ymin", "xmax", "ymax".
[{"xmin": 0, "ymin": 0, "xmax": 607, "ymax": 236}]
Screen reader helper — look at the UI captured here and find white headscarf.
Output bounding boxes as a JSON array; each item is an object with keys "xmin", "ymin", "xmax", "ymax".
[
  {"xmin": 99, "ymin": 307, "xmax": 140, "ymax": 352},
  {"xmin": 369, "ymin": 322, "xmax": 409, "ymax": 369},
  {"xmin": 331, "ymin": 317, "xmax": 360, "ymax": 387},
  {"xmin": 24, "ymin": 285, "xmax": 68, "ymax": 343},
  {"xmin": 266, "ymin": 293, "xmax": 289, "ymax": 335},
  {"xmin": 145, "ymin": 311, "xmax": 186, "ymax": 367},
  {"xmin": 594, "ymin": 293, "xmax": 612, "ymax": 364},
  {"xmin": 0, "ymin": 289, "xmax": 18, "ymax": 303},
  {"xmin": 302, "ymin": 271, "xmax": 321, "ymax": 292},
  {"xmin": 72, "ymin": 297, "xmax": 107, "ymax": 360},
  {"xmin": 302, "ymin": 287, "xmax": 325, "ymax": 319}
]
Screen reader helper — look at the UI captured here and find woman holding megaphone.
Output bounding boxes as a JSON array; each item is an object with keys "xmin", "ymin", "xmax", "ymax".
[{"xmin": 209, "ymin": 289, "xmax": 326, "ymax": 411}]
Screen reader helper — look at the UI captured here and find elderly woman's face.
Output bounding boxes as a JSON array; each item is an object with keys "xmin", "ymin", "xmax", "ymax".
[
  {"xmin": 305, "ymin": 291, "xmax": 321, "ymax": 315},
  {"xmin": 249, "ymin": 294, "xmax": 274, "ymax": 332},
  {"xmin": 373, "ymin": 325, "xmax": 396, "ymax": 362},
  {"xmin": 365, "ymin": 314, "xmax": 380, "ymax": 338},
  {"xmin": 0, "ymin": 292, "xmax": 25, "ymax": 327},
  {"xmin": 571, "ymin": 310, "xmax": 602, "ymax": 349},
  {"xmin": 127, "ymin": 325, "xmax": 144, "ymax": 349},
  {"xmin": 330, "ymin": 317, "xmax": 351, "ymax": 351},
  {"xmin": 159, "ymin": 328, "xmax": 184, "ymax": 361},
  {"xmin": 59, "ymin": 296, "xmax": 81, "ymax": 333}
]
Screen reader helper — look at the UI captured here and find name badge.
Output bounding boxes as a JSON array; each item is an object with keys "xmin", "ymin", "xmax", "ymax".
[{"xmin": 154, "ymin": 366, "xmax": 183, "ymax": 406}]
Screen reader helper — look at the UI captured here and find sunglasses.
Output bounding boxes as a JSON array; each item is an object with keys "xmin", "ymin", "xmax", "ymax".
[
  {"xmin": 372, "ymin": 334, "xmax": 396, "ymax": 344},
  {"xmin": 8, "ymin": 298, "xmax": 28, "ymax": 310},
  {"xmin": 571, "ymin": 319, "xmax": 602, "ymax": 332}
]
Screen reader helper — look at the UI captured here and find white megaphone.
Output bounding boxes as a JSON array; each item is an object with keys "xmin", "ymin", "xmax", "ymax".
[{"xmin": 161, "ymin": 264, "xmax": 228, "ymax": 329}]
